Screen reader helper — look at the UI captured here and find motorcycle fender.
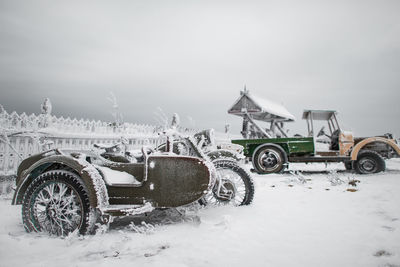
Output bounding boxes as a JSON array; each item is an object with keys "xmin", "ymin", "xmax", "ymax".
[{"xmin": 12, "ymin": 152, "xmax": 109, "ymax": 210}]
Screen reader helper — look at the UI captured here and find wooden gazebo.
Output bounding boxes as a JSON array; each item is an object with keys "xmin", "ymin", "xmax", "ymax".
[{"xmin": 228, "ymin": 88, "xmax": 295, "ymax": 138}]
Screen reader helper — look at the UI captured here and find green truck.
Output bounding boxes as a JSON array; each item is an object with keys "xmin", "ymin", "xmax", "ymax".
[{"xmin": 228, "ymin": 89, "xmax": 400, "ymax": 174}]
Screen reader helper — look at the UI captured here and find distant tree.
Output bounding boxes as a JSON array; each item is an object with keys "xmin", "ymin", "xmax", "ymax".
[
  {"xmin": 225, "ymin": 123, "xmax": 230, "ymax": 134},
  {"xmin": 107, "ymin": 92, "xmax": 123, "ymax": 127},
  {"xmin": 153, "ymin": 107, "xmax": 169, "ymax": 129},
  {"xmin": 171, "ymin": 113, "xmax": 180, "ymax": 129}
]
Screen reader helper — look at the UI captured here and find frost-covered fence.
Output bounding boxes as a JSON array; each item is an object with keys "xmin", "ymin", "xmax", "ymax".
[
  {"xmin": 0, "ymin": 108, "xmax": 193, "ymax": 176},
  {"xmin": 0, "ymin": 110, "xmax": 161, "ymax": 136}
]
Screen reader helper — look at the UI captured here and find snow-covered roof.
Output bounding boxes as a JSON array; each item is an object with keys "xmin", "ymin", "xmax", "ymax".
[
  {"xmin": 302, "ymin": 110, "xmax": 337, "ymax": 121},
  {"xmin": 228, "ymin": 90, "xmax": 295, "ymax": 122}
]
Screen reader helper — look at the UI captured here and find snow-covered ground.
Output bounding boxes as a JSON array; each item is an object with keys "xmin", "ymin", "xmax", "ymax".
[{"xmin": 1, "ymin": 159, "xmax": 400, "ymax": 267}]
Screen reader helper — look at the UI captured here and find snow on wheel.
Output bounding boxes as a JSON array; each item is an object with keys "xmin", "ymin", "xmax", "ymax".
[
  {"xmin": 22, "ymin": 170, "xmax": 97, "ymax": 236},
  {"xmin": 354, "ymin": 150, "xmax": 385, "ymax": 174},
  {"xmin": 200, "ymin": 160, "xmax": 254, "ymax": 206},
  {"xmin": 253, "ymin": 146, "xmax": 286, "ymax": 174}
]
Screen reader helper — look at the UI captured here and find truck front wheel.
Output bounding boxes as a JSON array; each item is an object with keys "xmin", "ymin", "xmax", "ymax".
[
  {"xmin": 354, "ymin": 150, "xmax": 385, "ymax": 174},
  {"xmin": 253, "ymin": 146, "xmax": 286, "ymax": 174}
]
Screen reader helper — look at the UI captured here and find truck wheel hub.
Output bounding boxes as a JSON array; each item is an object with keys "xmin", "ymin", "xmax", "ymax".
[
  {"xmin": 360, "ymin": 158, "xmax": 376, "ymax": 172},
  {"xmin": 260, "ymin": 150, "xmax": 280, "ymax": 170}
]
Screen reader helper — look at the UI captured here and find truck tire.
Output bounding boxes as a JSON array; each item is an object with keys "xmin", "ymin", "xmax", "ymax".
[
  {"xmin": 22, "ymin": 170, "xmax": 98, "ymax": 236},
  {"xmin": 354, "ymin": 150, "xmax": 385, "ymax": 174},
  {"xmin": 253, "ymin": 146, "xmax": 287, "ymax": 174},
  {"xmin": 344, "ymin": 161, "xmax": 353, "ymax": 170}
]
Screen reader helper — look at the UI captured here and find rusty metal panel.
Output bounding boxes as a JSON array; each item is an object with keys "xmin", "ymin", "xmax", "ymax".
[
  {"xmin": 107, "ymin": 155, "xmax": 211, "ymax": 208},
  {"xmin": 146, "ymin": 156, "xmax": 210, "ymax": 207},
  {"xmin": 339, "ymin": 132, "xmax": 354, "ymax": 156}
]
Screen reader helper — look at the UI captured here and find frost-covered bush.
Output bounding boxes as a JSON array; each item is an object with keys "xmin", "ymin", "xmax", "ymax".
[{"xmin": 327, "ymin": 170, "xmax": 344, "ymax": 186}]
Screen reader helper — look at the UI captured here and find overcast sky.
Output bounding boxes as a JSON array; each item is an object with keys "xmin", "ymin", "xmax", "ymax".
[{"xmin": 1, "ymin": 0, "xmax": 399, "ymax": 136}]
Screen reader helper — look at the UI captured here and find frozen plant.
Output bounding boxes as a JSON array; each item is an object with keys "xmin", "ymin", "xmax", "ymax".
[
  {"xmin": 224, "ymin": 123, "xmax": 230, "ymax": 134},
  {"xmin": 327, "ymin": 170, "xmax": 344, "ymax": 186},
  {"xmin": 94, "ymin": 223, "xmax": 110, "ymax": 235},
  {"xmin": 128, "ymin": 221, "xmax": 156, "ymax": 234},
  {"xmin": 347, "ymin": 176, "xmax": 360, "ymax": 187},
  {"xmin": 153, "ymin": 107, "xmax": 169, "ymax": 129},
  {"xmin": 177, "ymin": 142, "xmax": 187, "ymax": 154},
  {"xmin": 171, "ymin": 113, "xmax": 180, "ymax": 129},
  {"xmin": 107, "ymin": 92, "xmax": 123, "ymax": 127},
  {"xmin": 288, "ymin": 170, "xmax": 307, "ymax": 184}
]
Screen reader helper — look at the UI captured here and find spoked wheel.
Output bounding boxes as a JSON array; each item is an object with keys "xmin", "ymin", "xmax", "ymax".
[
  {"xmin": 253, "ymin": 146, "xmax": 286, "ymax": 174},
  {"xmin": 200, "ymin": 160, "xmax": 254, "ymax": 206},
  {"xmin": 354, "ymin": 150, "xmax": 385, "ymax": 174},
  {"xmin": 22, "ymin": 170, "xmax": 96, "ymax": 236}
]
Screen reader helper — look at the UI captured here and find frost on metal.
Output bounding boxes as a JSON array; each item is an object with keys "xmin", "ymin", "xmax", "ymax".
[
  {"xmin": 203, "ymin": 159, "xmax": 217, "ymax": 192},
  {"xmin": 228, "ymin": 88, "xmax": 295, "ymax": 122},
  {"xmin": 157, "ymin": 128, "xmax": 218, "ymax": 193},
  {"xmin": 149, "ymin": 161, "xmax": 155, "ymax": 169},
  {"xmin": 74, "ymin": 154, "xmax": 109, "ymax": 211},
  {"xmin": 97, "ymin": 166, "xmax": 141, "ymax": 186},
  {"xmin": 248, "ymin": 93, "xmax": 295, "ymax": 121},
  {"xmin": 228, "ymin": 88, "xmax": 294, "ymax": 138},
  {"xmin": 189, "ymin": 135, "xmax": 217, "ymax": 191},
  {"xmin": 123, "ymin": 202, "xmax": 154, "ymax": 216}
]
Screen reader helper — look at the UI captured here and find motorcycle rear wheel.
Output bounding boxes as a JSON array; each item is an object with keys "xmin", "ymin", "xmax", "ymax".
[
  {"xmin": 200, "ymin": 160, "xmax": 254, "ymax": 206},
  {"xmin": 22, "ymin": 170, "xmax": 97, "ymax": 236}
]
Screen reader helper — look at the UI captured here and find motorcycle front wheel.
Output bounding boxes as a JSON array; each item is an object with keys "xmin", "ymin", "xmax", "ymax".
[{"xmin": 199, "ymin": 160, "xmax": 254, "ymax": 206}]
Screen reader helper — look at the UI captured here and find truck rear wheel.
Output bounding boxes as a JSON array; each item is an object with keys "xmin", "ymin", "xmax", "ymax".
[
  {"xmin": 253, "ymin": 146, "xmax": 286, "ymax": 174},
  {"xmin": 354, "ymin": 150, "xmax": 385, "ymax": 174},
  {"xmin": 344, "ymin": 161, "xmax": 353, "ymax": 170}
]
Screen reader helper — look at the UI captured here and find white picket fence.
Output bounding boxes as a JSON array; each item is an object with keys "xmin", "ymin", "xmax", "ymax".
[{"xmin": 0, "ymin": 109, "xmax": 193, "ymax": 176}]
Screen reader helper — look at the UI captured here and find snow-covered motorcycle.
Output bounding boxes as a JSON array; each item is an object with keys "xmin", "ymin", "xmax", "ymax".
[{"xmin": 12, "ymin": 136, "xmax": 219, "ymax": 236}]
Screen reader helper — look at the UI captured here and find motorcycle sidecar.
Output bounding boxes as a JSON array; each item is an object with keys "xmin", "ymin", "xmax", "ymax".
[{"xmin": 12, "ymin": 148, "xmax": 216, "ymax": 236}]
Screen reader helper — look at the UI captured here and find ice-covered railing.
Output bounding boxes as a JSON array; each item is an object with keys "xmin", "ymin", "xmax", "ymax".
[
  {"xmin": 1, "ymin": 110, "xmax": 156, "ymax": 136},
  {"xmin": 0, "ymin": 108, "xmax": 194, "ymax": 175},
  {"xmin": 0, "ymin": 109, "xmax": 194, "ymax": 136}
]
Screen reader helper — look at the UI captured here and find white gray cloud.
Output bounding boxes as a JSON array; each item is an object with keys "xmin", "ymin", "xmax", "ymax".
[{"xmin": 0, "ymin": 0, "xmax": 399, "ymax": 136}]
